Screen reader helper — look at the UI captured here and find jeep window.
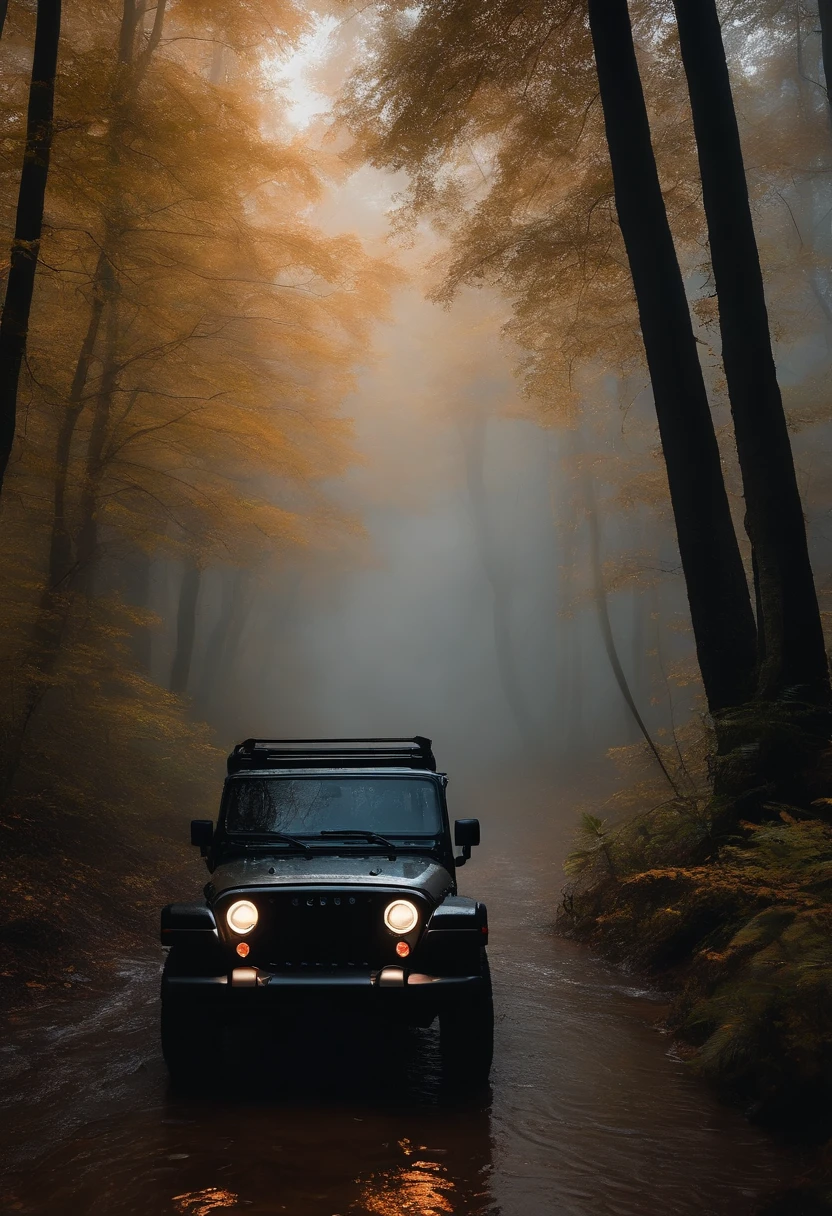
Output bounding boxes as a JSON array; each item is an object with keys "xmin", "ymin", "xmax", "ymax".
[{"xmin": 223, "ymin": 776, "xmax": 442, "ymax": 838}]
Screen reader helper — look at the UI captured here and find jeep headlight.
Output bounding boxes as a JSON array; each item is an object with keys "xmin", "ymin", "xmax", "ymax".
[
  {"xmin": 384, "ymin": 899, "xmax": 419, "ymax": 934},
  {"xmin": 226, "ymin": 899, "xmax": 258, "ymax": 934}
]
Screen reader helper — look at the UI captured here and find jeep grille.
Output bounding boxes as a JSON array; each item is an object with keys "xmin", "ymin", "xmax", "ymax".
[{"xmin": 215, "ymin": 887, "xmax": 428, "ymax": 969}]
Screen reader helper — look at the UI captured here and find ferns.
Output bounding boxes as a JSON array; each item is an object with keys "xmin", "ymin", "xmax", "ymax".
[
  {"xmin": 563, "ymin": 813, "xmax": 615, "ymax": 878},
  {"xmin": 562, "ymin": 807, "xmax": 832, "ymax": 1127}
]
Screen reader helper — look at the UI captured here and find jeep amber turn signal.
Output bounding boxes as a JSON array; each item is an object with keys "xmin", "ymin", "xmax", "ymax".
[
  {"xmin": 236, "ymin": 941, "xmax": 250, "ymax": 958},
  {"xmin": 226, "ymin": 899, "xmax": 258, "ymax": 934},
  {"xmin": 396, "ymin": 940, "xmax": 410, "ymax": 958},
  {"xmin": 384, "ymin": 899, "xmax": 418, "ymax": 934}
]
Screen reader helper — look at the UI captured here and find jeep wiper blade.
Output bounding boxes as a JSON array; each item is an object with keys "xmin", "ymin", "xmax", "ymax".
[
  {"xmin": 319, "ymin": 829, "xmax": 397, "ymax": 851},
  {"xmin": 229, "ymin": 831, "xmax": 313, "ymax": 856}
]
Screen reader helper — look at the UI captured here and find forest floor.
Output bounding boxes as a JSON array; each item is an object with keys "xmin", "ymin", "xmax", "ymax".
[
  {"xmin": 0, "ymin": 799, "xmax": 192, "ymax": 1013},
  {"xmin": 559, "ymin": 808, "xmax": 832, "ymax": 1214}
]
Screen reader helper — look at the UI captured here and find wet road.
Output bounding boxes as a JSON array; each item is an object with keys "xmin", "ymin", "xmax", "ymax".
[{"xmin": 0, "ymin": 843, "xmax": 790, "ymax": 1216}]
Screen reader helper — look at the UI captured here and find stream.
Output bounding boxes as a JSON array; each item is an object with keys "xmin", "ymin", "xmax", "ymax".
[{"xmin": 0, "ymin": 802, "xmax": 792, "ymax": 1216}]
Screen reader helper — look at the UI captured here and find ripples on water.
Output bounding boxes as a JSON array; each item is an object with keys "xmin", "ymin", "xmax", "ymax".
[{"xmin": 0, "ymin": 854, "xmax": 792, "ymax": 1215}]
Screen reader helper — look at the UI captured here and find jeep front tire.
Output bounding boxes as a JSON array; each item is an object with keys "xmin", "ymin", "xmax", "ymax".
[
  {"xmin": 439, "ymin": 953, "xmax": 493, "ymax": 1087},
  {"xmin": 161, "ymin": 949, "xmax": 219, "ymax": 1088}
]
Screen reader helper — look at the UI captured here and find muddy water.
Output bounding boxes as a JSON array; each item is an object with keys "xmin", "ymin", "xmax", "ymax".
[{"xmin": 0, "ymin": 833, "xmax": 790, "ymax": 1216}]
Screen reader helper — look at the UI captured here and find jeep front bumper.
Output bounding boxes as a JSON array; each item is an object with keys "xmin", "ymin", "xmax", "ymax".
[{"xmin": 163, "ymin": 966, "xmax": 485, "ymax": 1013}]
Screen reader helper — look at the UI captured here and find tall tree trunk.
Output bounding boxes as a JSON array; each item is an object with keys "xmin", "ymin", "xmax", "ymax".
[
  {"xmin": 583, "ymin": 465, "xmax": 680, "ymax": 794},
  {"xmin": 629, "ymin": 581, "xmax": 647, "ymax": 725},
  {"xmin": 564, "ymin": 623, "xmax": 584, "ymax": 760},
  {"xmin": 121, "ymin": 546, "xmax": 152, "ymax": 669},
  {"xmin": 118, "ymin": 0, "xmax": 141, "ymax": 64},
  {"xmin": 27, "ymin": 258, "xmax": 110, "ymax": 683},
  {"xmin": 461, "ymin": 411, "xmax": 542, "ymax": 761},
  {"xmin": 214, "ymin": 569, "xmax": 253, "ymax": 703},
  {"xmin": 0, "ymin": 0, "xmax": 62, "ymax": 494},
  {"xmin": 47, "ymin": 250, "xmax": 109, "ymax": 588},
  {"xmin": 170, "ymin": 565, "xmax": 202, "ymax": 697},
  {"xmin": 3, "ymin": 0, "xmax": 168, "ymax": 807},
  {"xmin": 673, "ymin": 0, "xmax": 830, "ymax": 707},
  {"xmin": 195, "ymin": 567, "xmax": 247, "ymax": 709},
  {"xmin": 587, "ymin": 0, "xmax": 757, "ymax": 716},
  {"xmin": 44, "ymin": 0, "xmax": 167, "ymax": 563},
  {"xmin": 73, "ymin": 272, "xmax": 121, "ymax": 594},
  {"xmin": 553, "ymin": 433, "xmax": 585, "ymax": 762},
  {"xmin": 819, "ymin": 0, "xmax": 832, "ymax": 120}
]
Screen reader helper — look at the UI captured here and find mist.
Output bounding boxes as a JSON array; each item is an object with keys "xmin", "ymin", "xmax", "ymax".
[
  {"xmin": 3, "ymin": 3, "xmax": 832, "ymax": 1210},
  {"xmin": 157, "ymin": 276, "xmax": 687, "ymax": 807}
]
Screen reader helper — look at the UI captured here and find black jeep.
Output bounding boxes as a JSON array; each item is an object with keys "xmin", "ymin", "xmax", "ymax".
[{"xmin": 160, "ymin": 737, "xmax": 493, "ymax": 1086}]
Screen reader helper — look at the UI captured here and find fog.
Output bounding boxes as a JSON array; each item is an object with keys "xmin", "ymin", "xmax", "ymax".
[
  {"xmin": 52, "ymin": 7, "xmax": 832, "ymax": 845},
  {"xmin": 153, "ymin": 273, "xmax": 697, "ymax": 818},
  {"xmin": 3, "ymin": 7, "xmax": 831, "ymax": 1206}
]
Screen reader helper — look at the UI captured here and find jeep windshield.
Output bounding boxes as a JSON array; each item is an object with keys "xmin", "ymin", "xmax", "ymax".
[{"xmin": 222, "ymin": 776, "xmax": 443, "ymax": 842}]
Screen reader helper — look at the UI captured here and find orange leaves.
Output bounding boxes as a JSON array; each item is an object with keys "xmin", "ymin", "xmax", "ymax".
[
  {"xmin": 4, "ymin": 0, "xmax": 393, "ymax": 578},
  {"xmin": 0, "ymin": 0, "xmax": 395, "ymax": 883}
]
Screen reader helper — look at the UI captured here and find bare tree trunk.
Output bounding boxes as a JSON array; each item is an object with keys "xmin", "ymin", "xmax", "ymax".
[
  {"xmin": 674, "ymin": 0, "xmax": 830, "ymax": 707},
  {"xmin": 629, "ymin": 582, "xmax": 647, "ymax": 733},
  {"xmin": 819, "ymin": 0, "xmax": 832, "ymax": 120},
  {"xmin": 789, "ymin": 17, "xmax": 832, "ymax": 349},
  {"xmin": 565, "ymin": 625, "xmax": 584, "ymax": 760},
  {"xmin": 170, "ymin": 565, "xmax": 202, "ymax": 697},
  {"xmin": 552, "ymin": 434, "xmax": 585, "ymax": 762},
  {"xmin": 43, "ymin": 0, "xmax": 167, "ymax": 561},
  {"xmin": 195, "ymin": 567, "xmax": 249, "ymax": 709},
  {"xmin": 47, "ymin": 251, "xmax": 109, "ymax": 589},
  {"xmin": 121, "ymin": 547, "xmax": 152, "ymax": 669},
  {"xmin": 215, "ymin": 569, "xmax": 254, "ymax": 696},
  {"xmin": 461, "ymin": 411, "xmax": 542, "ymax": 760},
  {"xmin": 72, "ymin": 271, "xmax": 120, "ymax": 594},
  {"xmin": 588, "ymin": 0, "xmax": 757, "ymax": 715},
  {"xmin": 583, "ymin": 465, "xmax": 680, "ymax": 795},
  {"xmin": 0, "ymin": 0, "xmax": 62, "ymax": 493},
  {"xmin": 26, "ymin": 258, "xmax": 111, "ymax": 683},
  {"xmin": 2, "ymin": 0, "xmax": 168, "ymax": 806}
]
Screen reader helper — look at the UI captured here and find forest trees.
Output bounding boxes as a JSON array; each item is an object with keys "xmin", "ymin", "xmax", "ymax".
[
  {"xmin": 341, "ymin": 0, "xmax": 832, "ymax": 806},
  {"xmin": 586, "ymin": 0, "xmax": 757, "ymax": 714},
  {"xmin": 673, "ymin": 0, "xmax": 829, "ymax": 708},
  {"xmin": 0, "ymin": 1, "xmax": 389, "ymax": 830}
]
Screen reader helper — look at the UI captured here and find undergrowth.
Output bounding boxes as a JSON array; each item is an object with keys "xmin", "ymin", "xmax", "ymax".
[
  {"xmin": 560, "ymin": 722, "xmax": 832, "ymax": 1210},
  {"xmin": 0, "ymin": 595, "xmax": 223, "ymax": 1007}
]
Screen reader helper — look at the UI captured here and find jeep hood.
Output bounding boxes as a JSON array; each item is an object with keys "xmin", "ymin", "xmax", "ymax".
[{"xmin": 208, "ymin": 854, "xmax": 453, "ymax": 904}]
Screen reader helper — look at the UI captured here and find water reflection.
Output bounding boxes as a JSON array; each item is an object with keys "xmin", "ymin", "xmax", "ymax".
[
  {"xmin": 153, "ymin": 1024, "xmax": 498, "ymax": 1216},
  {"xmin": 0, "ymin": 842, "xmax": 794, "ymax": 1216},
  {"xmin": 0, "ymin": 1008, "xmax": 498, "ymax": 1215},
  {"xmin": 173, "ymin": 1189, "xmax": 240, "ymax": 1216},
  {"xmin": 166, "ymin": 1020, "xmax": 495, "ymax": 1215},
  {"xmin": 356, "ymin": 1144, "xmax": 456, "ymax": 1216},
  {"xmin": 351, "ymin": 1116, "xmax": 495, "ymax": 1216}
]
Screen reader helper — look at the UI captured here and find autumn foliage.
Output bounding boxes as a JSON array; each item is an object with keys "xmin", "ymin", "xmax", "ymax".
[{"xmin": 0, "ymin": 0, "xmax": 390, "ymax": 990}]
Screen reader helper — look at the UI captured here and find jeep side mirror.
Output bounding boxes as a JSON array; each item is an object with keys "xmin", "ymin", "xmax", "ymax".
[
  {"xmin": 190, "ymin": 819, "xmax": 213, "ymax": 855},
  {"xmin": 454, "ymin": 818, "xmax": 480, "ymax": 866}
]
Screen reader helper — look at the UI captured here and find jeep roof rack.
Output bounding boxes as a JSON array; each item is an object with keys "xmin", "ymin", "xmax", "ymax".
[{"xmin": 227, "ymin": 736, "xmax": 437, "ymax": 775}]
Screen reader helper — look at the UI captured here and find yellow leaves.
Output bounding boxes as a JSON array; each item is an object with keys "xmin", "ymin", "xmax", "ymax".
[
  {"xmin": 2, "ymin": 0, "xmax": 394, "ymax": 584},
  {"xmin": 614, "ymin": 467, "xmax": 672, "ymax": 512},
  {"xmin": 339, "ymin": 0, "xmax": 832, "ymax": 628}
]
